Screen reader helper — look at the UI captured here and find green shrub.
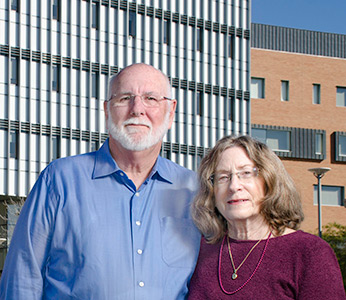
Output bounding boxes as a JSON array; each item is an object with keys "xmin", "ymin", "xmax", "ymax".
[{"xmin": 321, "ymin": 222, "xmax": 346, "ymax": 291}]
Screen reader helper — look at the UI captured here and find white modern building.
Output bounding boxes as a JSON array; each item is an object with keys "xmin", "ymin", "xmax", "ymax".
[{"xmin": 0, "ymin": 0, "xmax": 251, "ymax": 271}]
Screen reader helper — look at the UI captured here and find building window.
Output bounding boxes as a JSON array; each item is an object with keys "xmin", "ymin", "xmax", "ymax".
[
  {"xmin": 315, "ymin": 133, "xmax": 323, "ymax": 155},
  {"xmin": 164, "ymin": 151, "xmax": 171, "ymax": 160},
  {"xmin": 52, "ymin": 65, "xmax": 60, "ymax": 92},
  {"xmin": 197, "ymin": 28, "xmax": 203, "ymax": 52},
  {"xmin": 252, "ymin": 128, "xmax": 290, "ymax": 152},
  {"xmin": 92, "ymin": 2, "xmax": 99, "ymax": 29},
  {"xmin": 313, "ymin": 185, "xmax": 344, "ymax": 206},
  {"xmin": 329, "ymin": 132, "xmax": 346, "ymax": 162},
  {"xmin": 229, "ymin": 97, "xmax": 235, "ymax": 120},
  {"xmin": 228, "ymin": 35, "xmax": 234, "ymax": 58},
  {"xmin": 52, "ymin": 0, "xmax": 60, "ymax": 21},
  {"xmin": 339, "ymin": 135, "xmax": 346, "ymax": 156},
  {"xmin": 91, "ymin": 72, "xmax": 98, "ymax": 98},
  {"xmin": 251, "ymin": 77, "xmax": 265, "ymax": 99},
  {"xmin": 11, "ymin": 58, "xmax": 19, "ymax": 85},
  {"xmin": 11, "ymin": 0, "xmax": 19, "ymax": 11},
  {"xmin": 91, "ymin": 141, "xmax": 99, "ymax": 152},
  {"xmin": 129, "ymin": 11, "xmax": 136, "ymax": 37},
  {"xmin": 313, "ymin": 83, "xmax": 321, "ymax": 104},
  {"xmin": 52, "ymin": 136, "xmax": 60, "ymax": 160},
  {"xmin": 281, "ymin": 80, "xmax": 289, "ymax": 101},
  {"xmin": 164, "ymin": 21, "xmax": 171, "ymax": 45},
  {"xmin": 336, "ymin": 87, "xmax": 346, "ymax": 107},
  {"xmin": 197, "ymin": 92, "xmax": 203, "ymax": 116},
  {"xmin": 9, "ymin": 131, "xmax": 18, "ymax": 159}
]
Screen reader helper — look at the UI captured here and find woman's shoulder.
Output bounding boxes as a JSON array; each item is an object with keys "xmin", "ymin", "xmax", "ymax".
[
  {"xmin": 274, "ymin": 230, "xmax": 335, "ymax": 256},
  {"xmin": 198, "ymin": 236, "xmax": 224, "ymax": 255},
  {"xmin": 279, "ymin": 230, "xmax": 325, "ymax": 242}
]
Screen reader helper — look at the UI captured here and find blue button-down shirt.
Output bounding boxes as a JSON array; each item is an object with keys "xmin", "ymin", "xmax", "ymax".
[{"xmin": 0, "ymin": 139, "xmax": 201, "ymax": 300}]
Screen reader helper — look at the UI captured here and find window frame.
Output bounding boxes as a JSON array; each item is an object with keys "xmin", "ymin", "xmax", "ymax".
[
  {"xmin": 252, "ymin": 128, "xmax": 291, "ymax": 152},
  {"xmin": 197, "ymin": 28, "xmax": 203, "ymax": 52},
  {"xmin": 336, "ymin": 86, "xmax": 346, "ymax": 107},
  {"xmin": 252, "ymin": 125, "xmax": 325, "ymax": 160},
  {"xmin": 10, "ymin": 57, "xmax": 19, "ymax": 85},
  {"xmin": 338, "ymin": 135, "xmax": 346, "ymax": 157},
  {"xmin": 9, "ymin": 130, "xmax": 18, "ymax": 159},
  {"xmin": 52, "ymin": 0, "xmax": 60, "ymax": 21},
  {"xmin": 129, "ymin": 11, "xmax": 137, "ymax": 38},
  {"xmin": 251, "ymin": 77, "xmax": 265, "ymax": 99},
  {"xmin": 11, "ymin": 0, "xmax": 19, "ymax": 11},
  {"xmin": 315, "ymin": 133, "xmax": 323, "ymax": 155},
  {"xmin": 197, "ymin": 92, "xmax": 203, "ymax": 116},
  {"xmin": 52, "ymin": 65, "xmax": 60, "ymax": 92},
  {"xmin": 164, "ymin": 20, "xmax": 171, "ymax": 45},
  {"xmin": 313, "ymin": 185, "xmax": 344, "ymax": 207},
  {"xmin": 51, "ymin": 135, "xmax": 61, "ymax": 160},
  {"xmin": 228, "ymin": 35, "xmax": 234, "ymax": 58},
  {"xmin": 91, "ymin": 72, "xmax": 99, "ymax": 98},
  {"xmin": 281, "ymin": 80, "xmax": 289, "ymax": 101},
  {"xmin": 313, "ymin": 83, "xmax": 321, "ymax": 104},
  {"xmin": 332, "ymin": 131, "xmax": 346, "ymax": 162}
]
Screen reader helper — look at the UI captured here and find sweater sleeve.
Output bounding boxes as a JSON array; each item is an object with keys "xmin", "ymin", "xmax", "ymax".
[{"xmin": 298, "ymin": 238, "xmax": 346, "ymax": 300}]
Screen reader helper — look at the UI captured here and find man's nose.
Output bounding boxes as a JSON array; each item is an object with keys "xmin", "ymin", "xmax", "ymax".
[{"xmin": 129, "ymin": 95, "xmax": 146, "ymax": 115}]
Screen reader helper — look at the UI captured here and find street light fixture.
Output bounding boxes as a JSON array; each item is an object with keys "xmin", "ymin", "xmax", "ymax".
[{"xmin": 308, "ymin": 167, "xmax": 331, "ymax": 238}]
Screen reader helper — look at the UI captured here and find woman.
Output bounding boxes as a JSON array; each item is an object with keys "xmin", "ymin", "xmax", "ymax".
[{"xmin": 188, "ymin": 135, "xmax": 345, "ymax": 299}]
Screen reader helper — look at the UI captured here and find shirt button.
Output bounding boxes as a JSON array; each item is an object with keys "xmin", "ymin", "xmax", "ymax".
[
  {"xmin": 135, "ymin": 192, "xmax": 140, "ymax": 197},
  {"xmin": 136, "ymin": 220, "xmax": 141, "ymax": 226},
  {"xmin": 139, "ymin": 281, "xmax": 145, "ymax": 287},
  {"xmin": 137, "ymin": 249, "xmax": 143, "ymax": 255}
]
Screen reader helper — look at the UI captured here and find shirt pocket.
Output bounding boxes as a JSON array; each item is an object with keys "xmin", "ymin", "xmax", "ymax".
[{"xmin": 160, "ymin": 216, "xmax": 201, "ymax": 268}]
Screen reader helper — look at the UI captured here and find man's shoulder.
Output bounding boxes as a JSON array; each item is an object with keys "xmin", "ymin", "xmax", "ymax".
[
  {"xmin": 161, "ymin": 157, "xmax": 195, "ymax": 172},
  {"xmin": 159, "ymin": 157, "xmax": 196, "ymax": 177},
  {"xmin": 158, "ymin": 157, "xmax": 198, "ymax": 188},
  {"xmin": 44, "ymin": 151, "xmax": 96, "ymax": 175}
]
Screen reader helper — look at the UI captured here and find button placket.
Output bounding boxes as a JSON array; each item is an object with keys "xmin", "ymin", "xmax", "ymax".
[{"xmin": 132, "ymin": 189, "xmax": 146, "ymax": 292}]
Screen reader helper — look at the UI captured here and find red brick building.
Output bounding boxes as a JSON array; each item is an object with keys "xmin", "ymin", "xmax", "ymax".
[{"xmin": 251, "ymin": 24, "xmax": 346, "ymax": 233}]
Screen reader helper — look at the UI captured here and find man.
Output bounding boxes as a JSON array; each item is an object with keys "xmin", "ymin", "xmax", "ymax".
[{"xmin": 0, "ymin": 63, "xmax": 201, "ymax": 299}]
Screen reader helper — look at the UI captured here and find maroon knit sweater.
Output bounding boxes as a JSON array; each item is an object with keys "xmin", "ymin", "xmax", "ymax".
[{"xmin": 188, "ymin": 230, "xmax": 345, "ymax": 299}]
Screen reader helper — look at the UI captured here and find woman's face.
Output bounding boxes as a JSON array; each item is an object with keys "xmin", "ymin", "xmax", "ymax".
[{"xmin": 213, "ymin": 146, "xmax": 266, "ymax": 225}]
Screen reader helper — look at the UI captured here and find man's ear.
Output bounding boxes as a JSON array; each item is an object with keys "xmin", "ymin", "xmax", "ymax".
[
  {"xmin": 104, "ymin": 101, "xmax": 109, "ymax": 120},
  {"xmin": 168, "ymin": 99, "xmax": 177, "ymax": 129}
]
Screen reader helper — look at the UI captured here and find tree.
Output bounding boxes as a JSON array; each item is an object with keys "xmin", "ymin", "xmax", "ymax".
[
  {"xmin": 0, "ymin": 197, "xmax": 25, "ymax": 276},
  {"xmin": 321, "ymin": 222, "xmax": 346, "ymax": 291}
]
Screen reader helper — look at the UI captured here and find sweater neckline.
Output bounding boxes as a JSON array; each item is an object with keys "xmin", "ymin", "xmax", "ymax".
[{"xmin": 228, "ymin": 230, "xmax": 302, "ymax": 243}]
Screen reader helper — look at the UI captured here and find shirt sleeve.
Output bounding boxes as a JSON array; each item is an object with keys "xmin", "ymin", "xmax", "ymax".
[
  {"xmin": 298, "ymin": 238, "xmax": 346, "ymax": 300},
  {"xmin": 0, "ymin": 169, "xmax": 57, "ymax": 300}
]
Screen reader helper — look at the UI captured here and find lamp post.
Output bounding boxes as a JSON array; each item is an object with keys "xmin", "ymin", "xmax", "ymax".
[{"xmin": 308, "ymin": 167, "xmax": 331, "ymax": 238}]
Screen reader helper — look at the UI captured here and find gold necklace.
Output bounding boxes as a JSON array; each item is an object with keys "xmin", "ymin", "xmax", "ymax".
[
  {"xmin": 227, "ymin": 233, "xmax": 267, "ymax": 280},
  {"xmin": 218, "ymin": 232, "xmax": 272, "ymax": 295}
]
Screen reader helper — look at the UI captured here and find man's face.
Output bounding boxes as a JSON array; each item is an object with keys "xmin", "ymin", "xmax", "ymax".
[{"xmin": 104, "ymin": 65, "xmax": 176, "ymax": 151}]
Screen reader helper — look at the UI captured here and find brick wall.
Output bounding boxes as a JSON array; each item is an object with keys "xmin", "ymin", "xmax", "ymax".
[{"xmin": 251, "ymin": 48, "xmax": 346, "ymax": 233}]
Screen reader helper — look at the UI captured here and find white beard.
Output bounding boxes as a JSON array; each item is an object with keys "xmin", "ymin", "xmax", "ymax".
[{"xmin": 107, "ymin": 109, "xmax": 171, "ymax": 151}]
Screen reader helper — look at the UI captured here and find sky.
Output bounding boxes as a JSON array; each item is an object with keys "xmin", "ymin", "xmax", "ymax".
[{"xmin": 251, "ymin": 0, "xmax": 346, "ymax": 35}]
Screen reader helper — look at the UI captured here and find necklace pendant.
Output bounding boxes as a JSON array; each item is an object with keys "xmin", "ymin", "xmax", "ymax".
[{"xmin": 232, "ymin": 272, "xmax": 238, "ymax": 280}]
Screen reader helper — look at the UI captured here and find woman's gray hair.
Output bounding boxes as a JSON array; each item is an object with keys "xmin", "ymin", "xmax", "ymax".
[{"xmin": 191, "ymin": 135, "xmax": 304, "ymax": 244}]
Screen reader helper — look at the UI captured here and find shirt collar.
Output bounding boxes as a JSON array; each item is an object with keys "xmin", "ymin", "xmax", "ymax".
[
  {"xmin": 150, "ymin": 156, "xmax": 173, "ymax": 184},
  {"xmin": 93, "ymin": 139, "xmax": 120, "ymax": 179},
  {"xmin": 92, "ymin": 139, "xmax": 173, "ymax": 184}
]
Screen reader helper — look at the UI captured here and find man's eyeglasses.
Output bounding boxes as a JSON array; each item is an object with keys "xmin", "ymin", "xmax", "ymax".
[
  {"xmin": 209, "ymin": 167, "xmax": 259, "ymax": 186},
  {"xmin": 107, "ymin": 94, "xmax": 173, "ymax": 108}
]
